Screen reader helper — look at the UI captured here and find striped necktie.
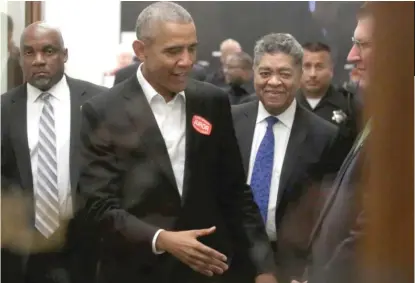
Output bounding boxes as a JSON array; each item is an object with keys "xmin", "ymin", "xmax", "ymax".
[{"xmin": 35, "ymin": 92, "xmax": 60, "ymax": 237}]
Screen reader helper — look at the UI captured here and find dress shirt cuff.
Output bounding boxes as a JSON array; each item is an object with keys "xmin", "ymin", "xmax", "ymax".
[{"xmin": 152, "ymin": 229, "xmax": 165, "ymax": 255}]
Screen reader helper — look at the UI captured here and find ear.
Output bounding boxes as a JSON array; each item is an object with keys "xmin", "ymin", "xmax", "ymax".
[
  {"xmin": 132, "ymin": 40, "xmax": 146, "ymax": 62},
  {"xmin": 63, "ymin": 48, "xmax": 68, "ymax": 63}
]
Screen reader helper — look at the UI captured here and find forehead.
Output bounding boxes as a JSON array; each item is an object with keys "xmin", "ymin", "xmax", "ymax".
[
  {"xmin": 303, "ymin": 50, "xmax": 331, "ymax": 61},
  {"xmin": 256, "ymin": 52, "xmax": 296, "ymax": 69},
  {"xmin": 23, "ymin": 28, "xmax": 62, "ymax": 48},
  {"xmin": 151, "ymin": 21, "xmax": 197, "ymax": 46},
  {"xmin": 354, "ymin": 17, "xmax": 374, "ymax": 41}
]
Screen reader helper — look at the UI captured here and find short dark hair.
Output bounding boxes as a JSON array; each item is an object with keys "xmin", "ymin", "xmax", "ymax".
[
  {"xmin": 357, "ymin": 2, "xmax": 374, "ymax": 19},
  {"xmin": 302, "ymin": 42, "xmax": 331, "ymax": 53},
  {"xmin": 227, "ymin": 51, "xmax": 253, "ymax": 70}
]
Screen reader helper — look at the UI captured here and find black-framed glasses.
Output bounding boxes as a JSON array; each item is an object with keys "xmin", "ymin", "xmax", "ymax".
[{"xmin": 352, "ymin": 37, "xmax": 372, "ymax": 50}]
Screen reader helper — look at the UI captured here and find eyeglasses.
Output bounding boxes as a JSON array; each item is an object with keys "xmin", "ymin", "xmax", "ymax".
[{"xmin": 352, "ymin": 37, "xmax": 372, "ymax": 50}]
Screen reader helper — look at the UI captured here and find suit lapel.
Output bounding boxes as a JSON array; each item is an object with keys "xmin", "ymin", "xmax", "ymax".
[
  {"xmin": 276, "ymin": 105, "xmax": 308, "ymax": 209},
  {"xmin": 66, "ymin": 77, "xmax": 86, "ymax": 198},
  {"xmin": 123, "ymin": 76, "xmax": 179, "ymax": 197},
  {"xmin": 9, "ymin": 84, "xmax": 33, "ymax": 191},
  {"xmin": 181, "ymin": 80, "xmax": 203, "ymax": 204},
  {"xmin": 238, "ymin": 102, "xmax": 258, "ymax": 175}
]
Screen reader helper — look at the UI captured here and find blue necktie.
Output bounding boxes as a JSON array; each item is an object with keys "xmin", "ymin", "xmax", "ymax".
[{"xmin": 250, "ymin": 116, "xmax": 278, "ymax": 223}]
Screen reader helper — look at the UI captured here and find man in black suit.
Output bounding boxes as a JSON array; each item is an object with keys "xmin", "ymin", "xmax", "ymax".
[
  {"xmin": 79, "ymin": 2, "xmax": 276, "ymax": 283},
  {"xmin": 297, "ymin": 42, "xmax": 361, "ymax": 161},
  {"xmin": 1, "ymin": 22, "xmax": 107, "ymax": 283},
  {"xmin": 294, "ymin": 4, "xmax": 375, "ymax": 283},
  {"xmin": 231, "ymin": 33, "xmax": 342, "ymax": 283},
  {"xmin": 113, "ymin": 61, "xmax": 207, "ymax": 85}
]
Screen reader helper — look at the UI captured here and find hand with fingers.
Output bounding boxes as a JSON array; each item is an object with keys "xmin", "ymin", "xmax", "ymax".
[{"xmin": 155, "ymin": 226, "xmax": 229, "ymax": 277}]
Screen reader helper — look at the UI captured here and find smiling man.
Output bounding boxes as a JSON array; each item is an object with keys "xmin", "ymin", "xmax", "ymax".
[
  {"xmin": 232, "ymin": 33, "xmax": 343, "ymax": 283},
  {"xmin": 78, "ymin": 2, "xmax": 277, "ymax": 283}
]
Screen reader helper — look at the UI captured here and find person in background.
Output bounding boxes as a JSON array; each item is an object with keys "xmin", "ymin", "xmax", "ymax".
[
  {"xmin": 293, "ymin": 3, "xmax": 375, "ymax": 283},
  {"xmin": 1, "ymin": 22, "xmax": 107, "ymax": 283},
  {"xmin": 222, "ymin": 51, "xmax": 255, "ymax": 105},
  {"xmin": 232, "ymin": 33, "xmax": 342, "ymax": 283},
  {"xmin": 1, "ymin": 13, "xmax": 24, "ymax": 90},
  {"xmin": 205, "ymin": 38, "xmax": 242, "ymax": 88},
  {"xmin": 297, "ymin": 42, "xmax": 360, "ymax": 160},
  {"xmin": 78, "ymin": 2, "xmax": 277, "ymax": 283}
]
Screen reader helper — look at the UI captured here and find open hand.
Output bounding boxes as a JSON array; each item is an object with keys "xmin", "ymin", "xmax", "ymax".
[{"xmin": 156, "ymin": 226, "xmax": 228, "ymax": 277}]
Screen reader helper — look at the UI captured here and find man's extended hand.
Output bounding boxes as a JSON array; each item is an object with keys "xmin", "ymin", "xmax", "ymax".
[
  {"xmin": 256, "ymin": 273, "xmax": 278, "ymax": 283},
  {"xmin": 156, "ymin": 226, "xmax": 228, "ymax": 277}
]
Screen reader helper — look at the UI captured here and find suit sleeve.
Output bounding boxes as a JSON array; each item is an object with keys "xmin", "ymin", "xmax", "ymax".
[
  {"xmin": 214, "ymin": 93, "xmax": 276, "ymax": 276},
  {"xmin": 78, "ymin": 101, "xmax": 159, "ymax": 245},
  {"xmin": 322, "ymin": 206, "xmax": 366, "ymax": 283}
]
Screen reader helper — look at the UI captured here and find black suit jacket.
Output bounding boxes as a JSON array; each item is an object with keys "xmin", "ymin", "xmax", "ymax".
[
  {"xmin": 1, "ymin": 76, "xmax": 107, "ymax": 283},
  {"xmin": 113, "ymin": 63, "xmax": 139, "ymax": 86},
  {"xmin": 78, "ymin": 76, "xmax": 276, "ymax": 283},
  {"xmin": 113, "ymin": 63, "xmax": 207, "ymax": 86},
  {"xmin": 232, "ymin": 101, "xmax": 341, "ymax": 283}
]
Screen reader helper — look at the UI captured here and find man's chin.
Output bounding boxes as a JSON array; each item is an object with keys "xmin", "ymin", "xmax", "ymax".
[
  {"xmin": 32, "ymin": 78, "xmax": 52, "ymax": 91},
  {"xmin": 357, "ymin": 78, "xmax": 368, "ymax": 91},
  {"xmin": 305, "ymin": 87, "xmax": 323, "ymax": 94}
]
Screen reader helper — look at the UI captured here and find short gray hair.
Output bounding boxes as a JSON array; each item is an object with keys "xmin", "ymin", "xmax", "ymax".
[
  {"xmin": 135, "ymin": 1, "xmax": 193, "ymax": 41},
  {"xmin": 253, "ymin": 33, "xmax": 303, "ymax": 68}
]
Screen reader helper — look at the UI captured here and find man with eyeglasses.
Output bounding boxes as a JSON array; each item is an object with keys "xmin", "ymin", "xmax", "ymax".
[{"xmin": 292, "ymin": 3, "xmax": 374, "ymax": 283}]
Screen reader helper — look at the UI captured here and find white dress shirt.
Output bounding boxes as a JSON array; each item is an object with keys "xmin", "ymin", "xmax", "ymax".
[
  {"xmin": 247, "ymin": 99, "xmax": 297, "ymax": 241},
  {"xmin": 136, "ymin": 64, "xmax": 186, "ymax": 253},
  {"xmin": 27, "ymin": 76, "xmax": 73, "ymax": 219}
]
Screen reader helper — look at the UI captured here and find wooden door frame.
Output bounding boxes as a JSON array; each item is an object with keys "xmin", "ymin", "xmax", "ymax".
[{"xmin": 25, "ymin": 1, "xmax": 42, "ymax": 26}]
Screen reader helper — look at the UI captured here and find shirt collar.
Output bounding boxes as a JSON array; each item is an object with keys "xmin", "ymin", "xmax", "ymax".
[
  {"xmin": 136, "ymin": 63, "xmax": 186, "ymax": 103},
  {"xmin": 27, "ymin": 75, "xmax": 69, "ymax": 103},
  {"xmin": 256, "ymin": 99, "xmax": 297, "ymax": 129}
]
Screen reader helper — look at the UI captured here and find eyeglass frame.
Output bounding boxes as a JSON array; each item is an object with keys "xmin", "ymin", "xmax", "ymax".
[{"xmin": 351, "ymin": 37, "xmax": 372, "ymax": 50}]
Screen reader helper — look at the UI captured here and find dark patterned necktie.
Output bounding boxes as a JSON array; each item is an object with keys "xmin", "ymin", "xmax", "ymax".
[{"xmin": 250, "ymin": 116, "xmax": 278, "ymax": 222}]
